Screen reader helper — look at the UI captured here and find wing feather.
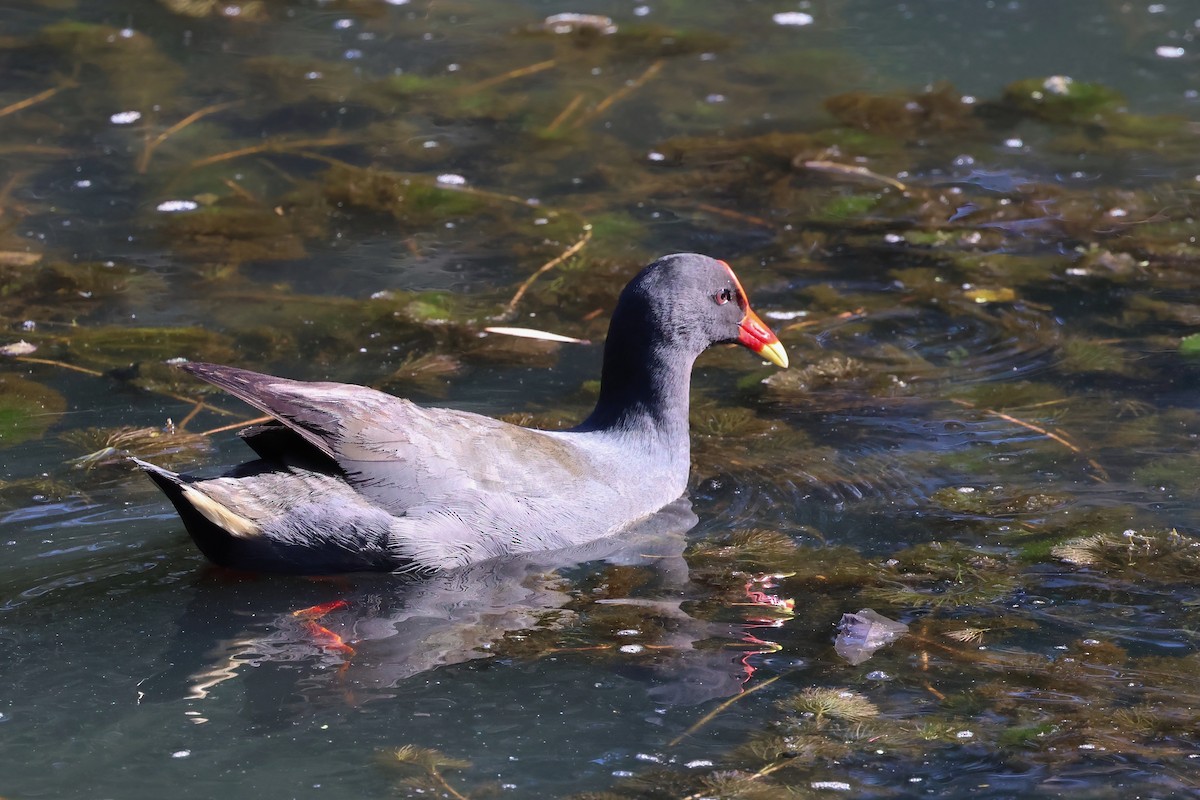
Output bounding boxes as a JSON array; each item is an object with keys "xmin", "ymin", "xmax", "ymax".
[{"xmin": 181, "ymin": 363, "xmax": 594, "ymax": 514}]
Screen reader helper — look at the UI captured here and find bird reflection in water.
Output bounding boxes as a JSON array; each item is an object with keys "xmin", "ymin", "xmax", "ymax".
[{"xmin": 151, "ymin": 499, "xmax": 794, "ymax": 714}]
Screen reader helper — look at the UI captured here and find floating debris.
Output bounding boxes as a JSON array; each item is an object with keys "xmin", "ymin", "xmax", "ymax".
[
  {"xmin": 834, "ymin": 609, "xmax": 909, "ymax": 665},
  {"xmin": 156, "ymin": 199, "xmax": 199, "ymax": 212},
  {"xmin": 773, "ymin": 12, "xmax": 815, "ymax": 26},
  {"xmin": 801, "ymin": 159, "xmax": 907, "ymax": 192},
  {"xmin": 963, "ymin": 286, "xmax": 1017, "ymax": 304},
  {"xmin": 0, "ymin": 251, "xmax": 42, "ymax": 267},
  {"xmin": 483, "ymin": 326, "xmax": 589, "ymax": 344},
  {"xmin": 542, "ymin": 13, "xmax": 617, "ymax": 35},
  {"xmin": 0, "ymin": 341, "xmax": 36, "ymax": 357}
]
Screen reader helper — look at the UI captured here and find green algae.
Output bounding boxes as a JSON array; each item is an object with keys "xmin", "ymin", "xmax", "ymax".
[
  {"xmin": 62, "ymin": 326, "xmax": 237, "ymax": 372},
  {"xmin": 321, "ymin": 164, "xmax": 489, "ymax": 226},
  {"xmin": 929, "ymin": 485, "xmax": 1068, "ymax": 517},
  {"xmin": 815, "ymin": 193, "xmax": 881, "ymax": 222},
  {"xmin": 1058, "ymin": 337, "xmax": 1137, "ymax": 376},
  {"xmin": 1000, "ymin": 76, "xmax": 1124, "ymax": 125},
  {"xmin": 824, "ymin": 82, "xmax": 979, "ymax": 138},
  {"xmin": 37, "ymin": 20, "xmax": 184, "ymax": 110},
  {"xmin": 521, "ymin": 22, "xmax": 731, "ymax": 62},
  {"xmin": 0, "ymin": 260, "xmax": 164, "ymax": 323},
  {"xmin": 0, "ymin": 475, "xmax": 78, "ymax": 510},
  {"xmin": 0, "ymin": 375, "xmax": 66, "ymax": 449},
  {"xmin": 158, "ymin": 203, "xmax": 311, "ymax": 265}
]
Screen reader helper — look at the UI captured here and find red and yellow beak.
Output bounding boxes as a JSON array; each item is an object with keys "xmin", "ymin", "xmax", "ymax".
[
  {"xmin": 720, "ymin": 260, "xmax": 788, "ymax": 369},
  {"xmin": 738, "ymin": 307, "xmax": 789, "ymax": 369}
]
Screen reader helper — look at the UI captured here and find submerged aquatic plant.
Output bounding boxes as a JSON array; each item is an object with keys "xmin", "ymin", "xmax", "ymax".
[
  {"xmin": 783, "ymin": 688, "xmax": 879, "ymax": 724},
  {"xmin": 944, "ymin": 626, "xmax": 990, "ymax": 644},
  {"xmin": 862, "ymin": 541, "xmax": 1021, "ymax": 610},
  {"xmin": 0, "ymin": 375, "xmax": 66, "ymax": 449},
  {"xmin": 381, "ymin": 745, "xmax": 473, "ymax": 799},
  {"xmin": 687, "ymin": 529, "xmax": 800, "ymax": 566},
  {"xmin": 0, "ymin": 475, "xmax": 78, "ymax": 510},
  {"xmin": 384, "ymin": 352, "xmax": 463, "ymax": 396},
  {"xmin": 928, "ymin": 485, "xmax": 1068, "ymax": 517},
  {"xmin": 63, "ymin": 424, "xmax": 212, "ymax": 469},
  {"xmin": 1051, "ymin": 528, "xmax": 1200, "ymax": 580}
]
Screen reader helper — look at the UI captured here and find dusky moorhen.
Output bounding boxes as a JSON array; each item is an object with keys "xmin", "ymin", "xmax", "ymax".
[{"xmin": 137, "ymin": 253, "xmax": 788, "ymax": 574}]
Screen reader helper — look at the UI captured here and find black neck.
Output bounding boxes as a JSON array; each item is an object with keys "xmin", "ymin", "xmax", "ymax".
[{"xmin": 575, "ymin": 314, "xmax": 695, "ymax": 441}]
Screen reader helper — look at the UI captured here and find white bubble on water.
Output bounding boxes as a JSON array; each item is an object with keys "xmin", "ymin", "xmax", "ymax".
[{"xmin": 773, "ymin": 12, "xmax": 815, "ymax": 26}]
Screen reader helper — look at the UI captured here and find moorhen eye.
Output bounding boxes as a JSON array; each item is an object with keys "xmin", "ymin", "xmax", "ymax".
[{"xmin": 715, "ymin": 287, "xmax": 734, "ymax": 305}]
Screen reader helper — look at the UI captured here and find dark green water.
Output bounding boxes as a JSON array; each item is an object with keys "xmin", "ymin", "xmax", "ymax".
[{"xmin": 2, "ymin": 1, "xmax": 1200, "ymax": 797}]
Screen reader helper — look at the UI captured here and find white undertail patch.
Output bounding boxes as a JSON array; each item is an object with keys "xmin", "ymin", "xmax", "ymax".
[{"xmin": 181, "ymin": 485, "xmax": 261, "ymax": 538}]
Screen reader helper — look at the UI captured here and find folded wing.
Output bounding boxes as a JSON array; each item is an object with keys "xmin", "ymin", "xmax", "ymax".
[{"xmin": 181, "ymin": 363, "xmax": 593, "ymax": 514}]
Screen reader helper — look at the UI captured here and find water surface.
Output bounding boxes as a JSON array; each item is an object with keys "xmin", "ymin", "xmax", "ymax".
[{"xmin": 2, "ymin": 1, "xmax": 1200, "ymax": 797}]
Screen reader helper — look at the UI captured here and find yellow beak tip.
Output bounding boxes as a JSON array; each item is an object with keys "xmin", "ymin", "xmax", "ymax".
[{"xmin": 760, "ymin": 341, "xmax": 789, "ymax": 369}]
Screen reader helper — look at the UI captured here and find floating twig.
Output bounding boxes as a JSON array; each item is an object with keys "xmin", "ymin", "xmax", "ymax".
[
  {"xmin": 13, "ymin": 356, "xmax": 104, "ymax": 377},
  {"xmin": 429, "ymin": 766, "xmax": 471, "ymax": 800},
  {"xmin": 198, "ymin": 414, "xmax": 273, "ymax": 437},
  {"xmin": 502, "ymin": 227, "xmax": 593, "ymax": 318},
  {"xmin": 138, "ymin": 100, "xmax": 241, "ymax": 173},
  {"xmin": 950, "ymin": 398, "xmax": 1108, "ymax": 480},
  {"xmin": 388, "ymin": 746, "xmax": 473, "ymax": 800},
  {"xmin": 801, "ymin": 159, "xmax": 908, "ymax": 192},
  {"xmin": 456, "ymin": 58, "xmax": 556, "ymax": 95},
  {"xmin": 0, "ymin": 170, "xmax": 24, "ymax": 199},
  {"xmin": 781, "ymin": 307, "xmax": 867, "ymax": 333},
  {"xmin": 543, "ymin": 92, "xmax": 585, "ymax": 134},
  {"xmin": 667, "ymin": 670, "xmax": 790, "ymax": 747},
  {"xmin": 450, "ymin": 181, "xmax": 542, "ymax": 208},
  {"xmin": 221, "ymin": 177, "xmax": 260, "ymax": 203},
  {"xmin": 189, "ymin": 135, "xmax": 349, "ymax": 171},
  {"xmin": 294, "ymin": 150, "xmax": 536, "ymax": 208},
  {"xmin": 254, "ymin": 157, "xmax": 304, "ymax": 187},
  {"xmin": 0, "ymin": 81, "xmax": 75, "ymax": 120},
  {"xmin": 1017, "ymin": 398, "xmax": 1072, "ymax": 410},
  {"xmin": 0, "ymin": 144, "xmax": 74, "ymax": 157},
  {"xmin": 10, "ymin": 355, "xmax": 238, "ymax": 418},
  {"xmin": 161, "ymin": 391, "xmax": 240, "ymax": 417},
  {"xmin": 695, "ymin": 202, "xmax": 773, "ymax": 229},
  {"xmin": 0, "ymin": 170, "xmax": 31, "ymax": 220},
  {"xmin": 572, "ymin": 60, "xmax": 664, "ymax": 128},
  {"xmin": 177, "ymin": 401, "xmax": 205, "ymax": 430}
]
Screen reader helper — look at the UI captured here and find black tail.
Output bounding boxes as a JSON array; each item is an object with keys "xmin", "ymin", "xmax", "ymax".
[{"xmin": 133, "ymin": 458, "xmax": 246, "ymax": 568}]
